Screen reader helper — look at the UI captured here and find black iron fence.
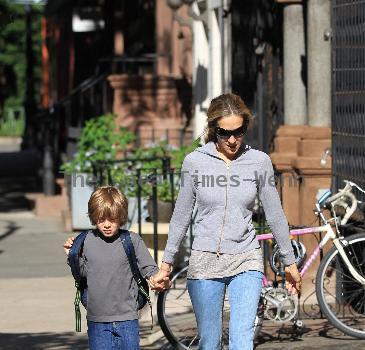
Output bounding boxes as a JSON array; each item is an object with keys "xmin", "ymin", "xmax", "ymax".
[
  {"xmin": 30, "ymin": 71, "xmax": 113, "ymax": 195},
  {"xmin": 331, "ymin": 0, "xmax": 365, "ymax": 202},
  {"xmin": 56, "ymin": 72, "xmax": 113, "ymax": 160}
]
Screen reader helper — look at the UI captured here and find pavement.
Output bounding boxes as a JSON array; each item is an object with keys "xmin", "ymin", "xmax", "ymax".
[{"xmin": 254, "ymin": 320, "xmax": 365, "ymax": 349}]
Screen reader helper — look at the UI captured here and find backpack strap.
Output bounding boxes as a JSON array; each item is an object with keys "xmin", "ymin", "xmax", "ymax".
[
  {"xmin": 120, "ymin": 230, "xmax": 143, "ymax": 285},
  {"xmin": 68, "ymin": 230, "xmax": 89, "ymax": 283},
  {"xmin": 120, "ymin": 230, "xmax": 153, "ymax": 328},
  {"xmin": 68, "ymin": 230, "xmax": 88, "ymax": 333}
]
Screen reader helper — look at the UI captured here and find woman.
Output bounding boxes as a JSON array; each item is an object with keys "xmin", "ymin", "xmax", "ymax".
[{"xmin": 157, "ymin": 93, "xmax": 302, "ymax": 350}]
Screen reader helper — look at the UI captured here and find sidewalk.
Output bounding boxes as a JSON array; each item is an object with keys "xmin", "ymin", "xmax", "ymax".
[
  {"xmin": 254, "ymin": 319, "xmax": 365, "ymax": 350},
  {"xmin": 1, "ymin": 212, "xmax": 365, "ymax": 349},
  {"xmin": 0, "ymin": 213, "xmax": 88, "ymax": 349},
  {"xmin": 139, "ymin": 316, "xmax": 365, "ymax": 350}
]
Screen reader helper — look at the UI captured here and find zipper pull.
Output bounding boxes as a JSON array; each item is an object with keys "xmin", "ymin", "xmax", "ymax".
[{"xmin": 216, "ymin": 251, "xmax": 220, "ymax": 259}]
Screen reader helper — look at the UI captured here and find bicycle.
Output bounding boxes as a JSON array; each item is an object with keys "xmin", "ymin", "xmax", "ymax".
[{"xmin": 157, "ymin": 180, "xmax": 365, "ymax": 349}]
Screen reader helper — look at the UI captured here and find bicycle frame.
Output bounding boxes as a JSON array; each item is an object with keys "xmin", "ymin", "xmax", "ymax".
[{"xmin": 257, "ymin": 224, "xmax": 365, "ymax": 287}]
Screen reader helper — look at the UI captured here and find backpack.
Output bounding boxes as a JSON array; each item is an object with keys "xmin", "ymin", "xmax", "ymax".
[{"xmin": 68, "ymin": 229, "xmax": 151, "ymax": 332}]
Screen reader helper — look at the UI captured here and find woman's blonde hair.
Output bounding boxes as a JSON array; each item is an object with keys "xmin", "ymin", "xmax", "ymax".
[
  {"xmin": 204, "ymin": 93, "xmax": 252, "ymax": 143},
  {"xmin": 88, "ymin": 186, "xmax": 128, "ymax": 225}
]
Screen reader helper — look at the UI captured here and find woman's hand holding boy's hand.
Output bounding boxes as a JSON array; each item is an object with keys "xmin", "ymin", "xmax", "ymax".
[
  {"xmin": 149, "ymin": 265, "xmax": 172, "ymax": 292},
  {"xmin": 149, "ymin": 270, "xmax": 171, "ymax": 292},
  {"xmin": 63, "ymin": 236, "xmax": 75, "ymax": 256}
]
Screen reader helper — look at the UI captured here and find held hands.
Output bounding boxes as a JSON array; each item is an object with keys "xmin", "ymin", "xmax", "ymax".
[
  {"xmin": 284, "ymin": 263, "xmax": 302, "ymax": 295},
  {"xmin": 149, "ymin": 263, "xmax": 172, "ymax": 292},
  {"xmin": 63, "ymin": 236, "xmax": 75, "ymax": 256}
]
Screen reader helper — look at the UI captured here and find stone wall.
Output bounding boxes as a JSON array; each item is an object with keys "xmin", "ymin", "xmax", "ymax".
[{"xmin": 108, "ymin": 74, "xmax": 193, "ymax": 146}]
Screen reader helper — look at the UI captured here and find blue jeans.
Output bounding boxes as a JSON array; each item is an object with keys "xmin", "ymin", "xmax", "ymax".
[
  {"xmin": 87, "ymin": 319, "xmax": 140, "ymax": 350},
  {"xmin": 187, "ymin": 270, "xmax": 263, "ymax": 350}
]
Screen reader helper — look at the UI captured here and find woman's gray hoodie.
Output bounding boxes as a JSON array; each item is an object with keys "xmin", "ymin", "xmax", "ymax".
[{"xmin": 162, "ymin": 142, "xmax": 296, "ymax": 266}]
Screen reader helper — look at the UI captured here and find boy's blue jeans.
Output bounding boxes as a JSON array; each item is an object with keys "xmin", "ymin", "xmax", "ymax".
[
  {"xmin": 187, "ymin": 270, "xmax": 263, "ymax": 350},
  {"xmin": 87, "ymin": 319, "xmax": 139, "ymax": 350}
]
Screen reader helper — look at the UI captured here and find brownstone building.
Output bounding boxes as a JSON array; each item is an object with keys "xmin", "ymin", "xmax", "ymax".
[{"xmin": 42, "ymin": 0, "xmax": 194, "ymax": 155}]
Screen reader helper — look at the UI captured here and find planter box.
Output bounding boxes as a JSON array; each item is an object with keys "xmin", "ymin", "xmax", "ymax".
[
  {"xmin": 147, "ymin": 198, "xmax": 174, "ymax": 223},
  {"xmin": 126, "ymin": 197, "xmax": 149, "ymax": 227},
  {"xmin": 70, "ymin": 173, "xmax": 95, "ymax": 230}
]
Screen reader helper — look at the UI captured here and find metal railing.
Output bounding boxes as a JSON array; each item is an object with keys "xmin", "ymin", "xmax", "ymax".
[
  {"xmin": 29, "ymin": 71, "xmax": 113, "ymax": 195},
  {"xmin": 98, "ymin": 54, "xmax": 157, "ymax": 75},
  {"xmin": 331, "ymin": 0, "xmax": 365, "ymax": 202}
]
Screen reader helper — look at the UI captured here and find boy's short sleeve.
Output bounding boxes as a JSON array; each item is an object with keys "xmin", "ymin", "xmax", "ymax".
[{"xmin": 131, "ymin": 232, "xmax": 159, "ymax": 279}]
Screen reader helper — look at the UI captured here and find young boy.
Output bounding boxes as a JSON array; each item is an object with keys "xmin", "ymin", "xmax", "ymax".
[{"xmin": 63, "ymin": 186, "xmax": 169, "ymax": 350}]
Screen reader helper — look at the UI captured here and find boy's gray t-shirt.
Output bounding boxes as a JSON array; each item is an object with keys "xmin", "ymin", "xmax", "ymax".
[{"xmin": 79, "ymin": 230, "xmax": 158, "ymax": 322}]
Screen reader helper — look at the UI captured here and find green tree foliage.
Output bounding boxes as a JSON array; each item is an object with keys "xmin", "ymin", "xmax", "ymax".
[{"xmin": 0, "ymin": 1, "xmax": 42, "ymax": 117}]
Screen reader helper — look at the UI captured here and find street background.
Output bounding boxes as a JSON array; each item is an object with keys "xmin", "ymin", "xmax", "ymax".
[{"xmin": 1, "ymin": 0, "xmax": 365, "ymax": 349}]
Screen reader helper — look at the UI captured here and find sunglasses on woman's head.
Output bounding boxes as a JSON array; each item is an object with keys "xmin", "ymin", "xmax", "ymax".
[{"xmin": 215, "ymin": 125, "xmax": 246, "ymax": 140}]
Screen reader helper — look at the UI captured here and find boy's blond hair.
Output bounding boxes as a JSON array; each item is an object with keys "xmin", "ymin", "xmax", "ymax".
[{"xmin": 88, "ymin": 186, "xmax": 128, "ymax": 225}]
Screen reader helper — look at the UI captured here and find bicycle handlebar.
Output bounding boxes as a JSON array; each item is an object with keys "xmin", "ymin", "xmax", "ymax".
[
  {"xmin": 344, "ymin": 180, "xmax": 365, "ymax": 195},
  {"xmin": 339, "ymin": 192, "xmax": 357, "ymax": 225},
  {"xmin": 323, "ymin": 182, "xmax": 361, "ymax": 225}
]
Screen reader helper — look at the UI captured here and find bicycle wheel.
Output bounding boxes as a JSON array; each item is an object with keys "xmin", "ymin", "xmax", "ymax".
[
  {"xmin": 157, "ymin": 266, "xmax": 263, "ymax": 349},
  {"xmin": 316, "ymin": 232, "xmax": 365, "ymax": 339}
]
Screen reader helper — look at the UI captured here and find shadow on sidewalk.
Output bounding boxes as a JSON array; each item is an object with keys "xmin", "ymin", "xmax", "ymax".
[
  {"xmin": 0, "ymin": 183, "xmax": 35, "ymax": 212},
  {"xmin": 0, "ymin": 332, "xmax": 88, "ymax": 350},
  {"xmin": 0, "ymin": 150, "xmax": 42, "ymax": 213},
  {"xmin": 253, "ymin": 318, "xmax": 365, "ymax": 349},
  {"xmin": 0, "ymin": 220, "xmax": 20, "ymax": 241}
]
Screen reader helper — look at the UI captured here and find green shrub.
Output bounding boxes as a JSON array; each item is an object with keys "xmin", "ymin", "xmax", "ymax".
[
  {"xmin": 0, "ymin": 108, "xmax": 25, "ymax": 136},
  {"xmin": 61, "ymin": 113, "xmax": 135, "ymax": 175},
  {"xmin": 62, "ymin": 114, "xmax": 200, "ymax": 201}
]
